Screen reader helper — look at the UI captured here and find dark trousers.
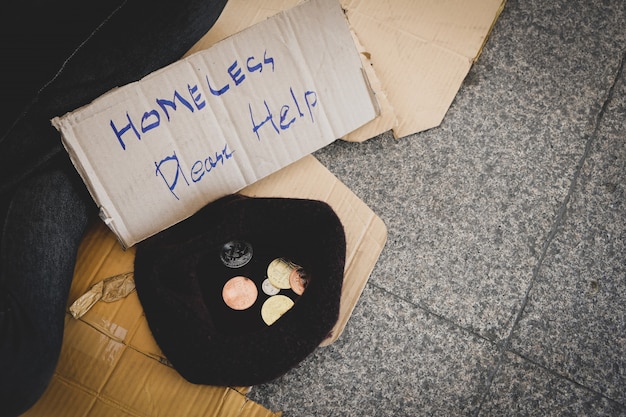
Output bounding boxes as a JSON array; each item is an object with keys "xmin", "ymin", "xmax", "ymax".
[{"xmin": 0, "ymin": 1, "xmax": 226, "ymax": 415}]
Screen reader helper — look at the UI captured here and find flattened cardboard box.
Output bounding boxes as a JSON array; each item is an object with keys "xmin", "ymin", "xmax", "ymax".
[
  {"xmin": 52, "ymin": 0, "xmax": 379, "ymax": 249},
  {"xmin": 23, "ymin": 156, "xmax": 388, "ymax": 417}
]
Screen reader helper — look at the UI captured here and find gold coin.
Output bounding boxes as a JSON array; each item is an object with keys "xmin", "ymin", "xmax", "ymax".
[
  {"xmin": 222, "ymin": 276, "xmax": 258, "ymax": 310},
  {"xmin": 289, "ymin": 268, "xmax": 308, "ymax": 295},
  {"xmin": 266, "ymin": 258, "xmax": 295, "ymax": 290},
  {"xmin": 261, "ymin": 295, "xmax": 294, "ymax": 325},
  {"xmin": 262, "ymin": 278, "xmax": 281, "ymax": 296}
]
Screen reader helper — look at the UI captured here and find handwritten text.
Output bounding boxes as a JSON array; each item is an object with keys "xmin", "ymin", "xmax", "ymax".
[
  {"xmin": 110, "ymin": 50, "xmax": 276, "ymax": 151},
  {"xmin": 154, "ymin": 143, "xmax": 235, "ymax": 200}
]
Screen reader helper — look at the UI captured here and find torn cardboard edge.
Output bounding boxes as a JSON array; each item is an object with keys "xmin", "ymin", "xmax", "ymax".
[
  {"xmin": 188, "ymin": 0, "xmax": 507, "ymax": 141},
  {"xmin": 345, "ymin": 0, "xmax": 508, "ymax": 138},
  {"xmin": 51, "ymin": 0, "xmax": 379, "ymax": 249}
]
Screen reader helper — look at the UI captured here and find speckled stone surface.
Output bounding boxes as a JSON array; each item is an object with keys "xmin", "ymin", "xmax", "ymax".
[
  {"xmin": 508, "ymin": 50, "xmax": 626, "ymax": 405},
  {"xmin": 251, "ymin": 284, "xmax": 501, "ymax": 416},
  {"xmin": 248, "ymin": 0, "xmax": 626, "ymax": 415},
  {"xmin": 481, "ymin": 353, "xmax": 625, "ymax": 416}
]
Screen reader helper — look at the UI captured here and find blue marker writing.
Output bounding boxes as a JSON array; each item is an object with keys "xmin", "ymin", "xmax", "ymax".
[{"xmin": 154, "ymin": 143, "xmax": 235, "ymax": 199}]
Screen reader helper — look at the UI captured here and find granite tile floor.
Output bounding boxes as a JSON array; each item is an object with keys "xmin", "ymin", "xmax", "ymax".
[{"xmin": 248, "ymin": 0, "xmax": 626, "ymax": 415}]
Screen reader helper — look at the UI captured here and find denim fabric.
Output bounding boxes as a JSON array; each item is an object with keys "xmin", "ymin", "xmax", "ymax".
[
  {"xmin": 0, "ymin": 1, "xmax": 226, "ymax": 415},
  {"xmin": 0, "ymin": 163, "xmax": 92, "ymax": 417}
]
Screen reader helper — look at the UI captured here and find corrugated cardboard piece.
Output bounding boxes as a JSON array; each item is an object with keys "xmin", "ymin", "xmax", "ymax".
[
  {"xmin": 188, "ymin": 0, "xmax": 506, "ymax": 141},
  {"xmin": 23, "ymin": 156, "xmax": 387, "ymax": 416},
  {"xmin": 52, "ymin": 0, "xmax": 378, "ymax": 249}
]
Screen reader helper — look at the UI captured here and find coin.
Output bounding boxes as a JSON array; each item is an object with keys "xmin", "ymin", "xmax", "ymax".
[
  {"xmin": 262, "ymin": 278, "xmax": 281, "ymax": 296},
  {"xmin": 219, "ymin": 240, "xmax": 253, "ymax": 268},
  {"xmin": 261, "ymin": 295, "xmax": 294, "ymax": 325},
  {"xmin": 266, "ymin": 258, "xmax": 294, "ymax": 290},
  {"xmin": 222, "ymin": 276, "xmax": 258, "ymax": 310},
  {"xmin": 289, "ymin": 267, "xmax": 309, "ymax": 295}
]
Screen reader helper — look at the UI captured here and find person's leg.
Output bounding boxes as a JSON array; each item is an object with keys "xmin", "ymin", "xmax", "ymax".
[
  {"xmin": 0, "ymin": 161, "xmax": 94, "ymax": 417},
  {"xmin": 0, "ymin": 1, "xmax": 227, "ymax": 415}
]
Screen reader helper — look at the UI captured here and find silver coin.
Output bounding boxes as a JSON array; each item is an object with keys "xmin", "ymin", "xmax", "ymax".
[
  {"xmin": 262, "ymin": 278, "xmax": 281, "ymax": 296},
  {"xmin": 219, "ymin": 240, "xmax": 253, "ymax": 268}
]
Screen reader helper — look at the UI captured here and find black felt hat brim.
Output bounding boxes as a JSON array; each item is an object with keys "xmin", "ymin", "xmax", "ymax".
[{"xmin": 133, "ymin": 194, "xmax": 346, "ymax": 386}]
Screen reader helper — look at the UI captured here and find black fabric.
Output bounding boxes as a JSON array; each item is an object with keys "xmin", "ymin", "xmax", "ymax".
[
  {"xmin": 134, "ymin": 194, "xmax": 346, "ymax": 386},
  {"xmin": 0, "ymin": 2, "xmax": 228, "ymax": 414}
]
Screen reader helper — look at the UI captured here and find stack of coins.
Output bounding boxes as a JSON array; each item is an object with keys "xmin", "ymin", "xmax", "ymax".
[
  {"xmin": 218, "ymin": 240, "xmax": 310, "ymax": 327},
  {"xmin": 261, "ymin": 258, "xmax": 309, "ymax": 325}
]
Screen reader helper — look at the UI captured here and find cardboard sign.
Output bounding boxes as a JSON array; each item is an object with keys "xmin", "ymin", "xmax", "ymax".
[{"xmin": 52, "ymin": 0, "xmax": 378, "ymax": 248}]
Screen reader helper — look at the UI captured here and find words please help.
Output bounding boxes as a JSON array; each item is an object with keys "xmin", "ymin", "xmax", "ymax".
[{"xmin": 52, "ymin": 0, "xmax": 379, "ymax": 248}]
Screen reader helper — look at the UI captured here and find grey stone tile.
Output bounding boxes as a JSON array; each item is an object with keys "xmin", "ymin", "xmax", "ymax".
[
  {"xmin": 314, "ymin": 0, "xmax": 626, "ymax": 343},
  {"xmin": 480, "ymin": 352, "xmax": 626, "ymax": 416},
  {"xmin": 508, "ymin": 60, "xmax": 626, "ymax": 404},
  {"xmin": 249, "ymin": 283, "xmax": 500, "ymax": 417}
]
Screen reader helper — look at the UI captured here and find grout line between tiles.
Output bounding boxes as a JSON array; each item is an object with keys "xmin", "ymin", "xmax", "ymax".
[
  {"xmin": 505, "ymin": 346, "xmax": 626, "ymax": 409},
  {"xmin": 472, "ymin": 51, "xmax": 626, "ymax": 416},
  {"xmin": 367, "ymin": 281, "xmax": 495, "ymax": 345}
]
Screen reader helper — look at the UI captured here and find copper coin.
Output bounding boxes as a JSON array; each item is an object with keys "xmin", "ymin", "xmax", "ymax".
[
  {"xmin": 289, "ymin": 267, "xmax": 308, "ymax": 295},
  {"xmin": 266, "ymin": 258, "xmax": 294, "ymax": 290},
  {"xmin": 220, "ymin": 240, "xmax": 253, "ymax": 268},
  {"xmin": 222, "ymin": 276, "xmax": 258, "ymax": 310},
  {"xmin": 261, "ymin": 295, "xmax": 294, "ymax": 325}
]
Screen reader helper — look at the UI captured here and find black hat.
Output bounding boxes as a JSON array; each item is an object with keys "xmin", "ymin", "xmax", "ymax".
[{"xmin": 133, "ymin": 194, "xmax": 346, "ymax": 386}]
